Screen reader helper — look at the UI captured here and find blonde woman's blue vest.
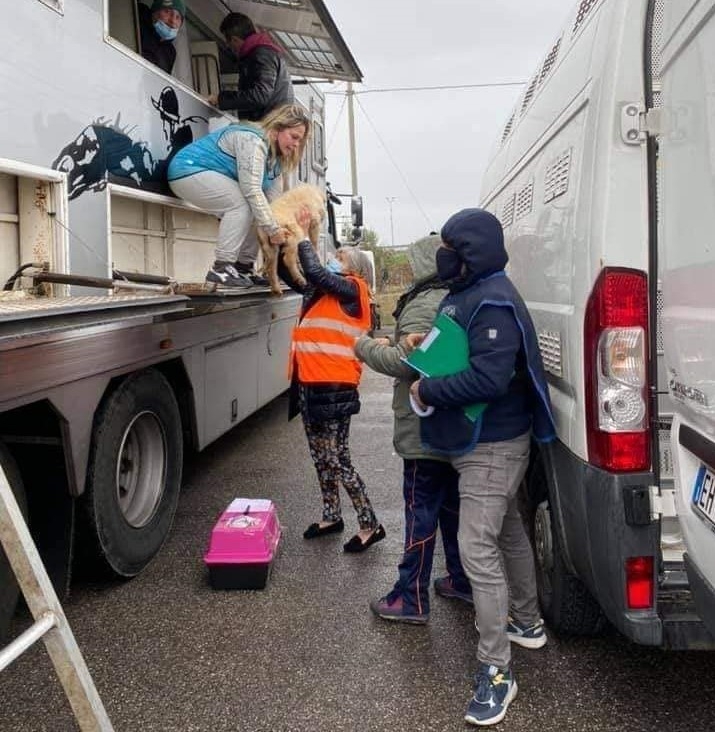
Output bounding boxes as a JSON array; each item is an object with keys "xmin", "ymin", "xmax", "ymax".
[{"xmin": 167, "ymin": 123, "xmax": 280, "ymax": 190}]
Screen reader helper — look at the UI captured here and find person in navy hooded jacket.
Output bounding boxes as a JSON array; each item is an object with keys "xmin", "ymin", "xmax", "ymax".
[{"xmin": 408, "ymin": 208, "xmax": 555, "ymax": 727}]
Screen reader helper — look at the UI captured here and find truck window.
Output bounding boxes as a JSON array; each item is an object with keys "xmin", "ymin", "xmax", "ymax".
[
  {"xmin": 106, "ymin": 0, "xmax": 203, "ymax": 91},
  {"xmin": 108, "ymin": 0, "xmax": 139, "ymax": 53}
]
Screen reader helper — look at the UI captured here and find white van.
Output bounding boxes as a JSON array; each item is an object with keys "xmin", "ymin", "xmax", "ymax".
[
  {"xmin": 660, "ymin": 0, "xmax": 715, "ymax": 641},
  {"xmin": 479, "ymin": 0, "xmax": 713, "ymax": 648}
]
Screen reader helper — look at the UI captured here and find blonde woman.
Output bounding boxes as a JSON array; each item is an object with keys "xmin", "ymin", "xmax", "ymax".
[
  {"xmin": 284, "ymin": 235, "xmax": 386, "ymax": 553},
  {"xmin": 168, "ymin": 104, "xmax": 310, "ymax": 287}
]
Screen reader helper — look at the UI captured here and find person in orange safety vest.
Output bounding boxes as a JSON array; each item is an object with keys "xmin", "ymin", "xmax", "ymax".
[{"xmin": 280, "ymin": 225, "xmax": 386, "ymax": 553}]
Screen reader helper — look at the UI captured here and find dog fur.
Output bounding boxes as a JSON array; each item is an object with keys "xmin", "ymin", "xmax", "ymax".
[{"xmin": 257, "ymin": 184, "xmax": 326, "ymax": 295}]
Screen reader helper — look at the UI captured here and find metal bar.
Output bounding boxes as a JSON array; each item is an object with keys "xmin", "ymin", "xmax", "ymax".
[
  {"xmin": 112, "ymin": 270, "xmax": 172, "ymax": 286},
  {"xmin": 0, "ymin": 214, "xmax": 19, "ymax": 224},
  {"xmin": 33, "ymin": 272, "xmax": 172, "ymax": 294},
  {"xmin": 112, "ymin": 281, "xmax": 173, "ymax": 294},
  {"xmin": 111, "ymin": 226, "xmax": 166, "ymax": 238},
  {"xmin": 34, "ymin": 272, "xmax": 114, "ymax": 289},
  {"xmin": 0, "ymin": 465, "xmax": 114, "ymax": 731},
  {"xmin": 0, "ymin": 612, "xmax": 56, "ymax": 672}
]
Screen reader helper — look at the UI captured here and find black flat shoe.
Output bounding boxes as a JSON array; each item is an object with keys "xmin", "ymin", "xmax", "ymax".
[
  {"xmin": 343, "ymin": 524, "xmax": 386, "ymax": 553},
  {"xmin": 303, "ymin": 519, "xmax": 344, "ymax": 539}
]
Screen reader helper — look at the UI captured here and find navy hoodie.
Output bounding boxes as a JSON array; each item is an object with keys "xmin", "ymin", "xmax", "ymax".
[{"xmin": 417, "ymin": 208, "xmax": 555, "ymax": 455}]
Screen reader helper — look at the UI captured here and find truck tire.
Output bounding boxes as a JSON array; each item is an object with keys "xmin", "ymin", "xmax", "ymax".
[
  {"xmin": 532, "ymin": 499, "xmax": 606, "ymax": 636},
  {"xmin": 81, "ymin": 369, "xmax": 183, "ymax": 578},
  {"xmin": 0, "ymin": 442, "xmax": 28, "ymax": 642}
]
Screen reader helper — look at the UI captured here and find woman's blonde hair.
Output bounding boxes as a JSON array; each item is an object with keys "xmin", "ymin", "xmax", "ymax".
[{"xmin": 259, "ymin": 104, "xmax": 311, "ymax": 172}]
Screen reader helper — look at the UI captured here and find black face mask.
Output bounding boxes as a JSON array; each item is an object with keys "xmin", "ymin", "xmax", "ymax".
[{"xmin": 436, "ymin": 247, "xmax": 463, "ymax": 280}]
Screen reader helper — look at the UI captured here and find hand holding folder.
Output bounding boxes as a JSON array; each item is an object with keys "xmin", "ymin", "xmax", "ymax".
[{"xmin": 403, "ymin": 312, "xmax": 487, "ymax": 422}]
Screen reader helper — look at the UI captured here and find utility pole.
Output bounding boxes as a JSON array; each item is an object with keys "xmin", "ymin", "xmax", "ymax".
[
  {"xmin": 386, "ymin": 197, "xmax": 396, "ymax": 248},
  {"xmin": 347, "ymin": 82, "xmax": 358, "ymax": 196}
]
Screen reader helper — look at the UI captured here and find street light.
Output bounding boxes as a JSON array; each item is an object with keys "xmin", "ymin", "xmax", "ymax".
[{"xmin": 386, "ymin": 197, "xmax": 396, "ymax": 248}]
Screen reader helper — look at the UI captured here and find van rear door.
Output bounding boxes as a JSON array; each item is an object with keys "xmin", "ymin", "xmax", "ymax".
[{"xmin": 660, "ymin": 0, "xmax": 715, "ymax": 639}]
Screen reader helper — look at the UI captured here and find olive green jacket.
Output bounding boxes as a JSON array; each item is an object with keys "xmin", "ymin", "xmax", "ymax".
[{"xmin": 354, "ymin": 235, "xmax": 447, "ymax": 461}]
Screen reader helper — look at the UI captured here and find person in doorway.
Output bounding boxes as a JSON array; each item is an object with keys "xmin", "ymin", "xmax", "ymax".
[
  {"xmin": 283, "ymin": 238, "xmax": 385, "ymax": 553},
  {"xmin": 408, "ymin": 209, "xmax": 555, "ymax": 726},
  {"xmin": 206, "ymin": 12, "xmax": 294, "ymax": 121},
  {"xmin": 354, "ymin": 234, "xmax": 472, "ymax": 624},
  {"xmin": 138, "ymin": 0, "xmax": 185, "ymax": 74},
  {"xmin": 167, "ymin": 104, "xmax": 310, "ymax": 288}
]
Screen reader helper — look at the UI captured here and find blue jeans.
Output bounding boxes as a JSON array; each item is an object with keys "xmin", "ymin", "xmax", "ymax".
[{"xmin": 390, "ymin": 458, "xmax": 470, "ymax": 616}]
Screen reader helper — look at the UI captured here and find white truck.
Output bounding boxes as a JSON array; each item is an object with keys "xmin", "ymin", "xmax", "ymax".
[
  {"xmin": 0, "ymin": 0, "xmax": 361, "ymax": 637},
  {"xmin": 660, "ymin": 0, "xmax": 715, "ymax": 641},
  {"xmin": 479, "ymin": 0, "xmax": 713, "ymax": 648}
]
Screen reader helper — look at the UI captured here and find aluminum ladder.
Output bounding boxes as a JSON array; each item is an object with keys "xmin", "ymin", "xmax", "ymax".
[{"xmin": 0, "ymin": 463, "xmax": 114, "ymax": 731}]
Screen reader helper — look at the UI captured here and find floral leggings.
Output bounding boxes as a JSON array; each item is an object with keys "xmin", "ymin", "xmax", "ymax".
[{"xmin": 302, "ymin": 415, "xmax": 378, "ymax": 531}]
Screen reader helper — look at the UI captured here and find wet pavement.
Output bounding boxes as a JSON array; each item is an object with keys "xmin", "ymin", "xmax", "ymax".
[{"xmin": 1, "ymin": 368, "xmax": 715, "ymax": 731}]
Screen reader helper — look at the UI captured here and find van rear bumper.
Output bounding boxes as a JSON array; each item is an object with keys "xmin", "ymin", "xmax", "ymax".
[{"xmin": 546, "ymin": 440, "xmax": 715, "ymax": 649}]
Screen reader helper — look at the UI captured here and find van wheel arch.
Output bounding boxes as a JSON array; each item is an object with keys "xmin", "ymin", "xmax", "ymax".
[{"xmin": 527, "ymin": 451, "xmax": 607, "ymax": 636}]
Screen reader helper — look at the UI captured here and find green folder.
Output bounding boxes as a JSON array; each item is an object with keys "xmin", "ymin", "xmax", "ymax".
[{"xmin": 403, "ymin": 312, "xmax": 487, "ymax": 423}]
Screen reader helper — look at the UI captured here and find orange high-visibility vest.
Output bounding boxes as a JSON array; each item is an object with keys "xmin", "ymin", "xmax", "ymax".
[{"xmin": 291, "ymin": 275, "xmax": 372, "ymax": 385}]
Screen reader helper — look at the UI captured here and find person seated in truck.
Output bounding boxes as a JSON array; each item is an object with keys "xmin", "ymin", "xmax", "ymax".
[
  {"xmin": 167, "ymin": 104, "xmax": 310, "ymax": 288},
  {"xmin": 138, "ymin": 0, "xmax": 185, "ymax": 74},
  {"xmin": 205, "ymin": 12, "xmax": 294, "ymax": 121}
]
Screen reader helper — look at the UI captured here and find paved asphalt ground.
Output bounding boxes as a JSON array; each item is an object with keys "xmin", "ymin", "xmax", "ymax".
[{"xmin": 1, "ymin": 368, "xmax": 715, "ymax": 731}]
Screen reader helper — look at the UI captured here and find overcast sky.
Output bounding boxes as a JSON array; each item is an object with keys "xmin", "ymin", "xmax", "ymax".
[{"xmin": 322, "ymin": 0, "xmax": 572, "ymax": 247}]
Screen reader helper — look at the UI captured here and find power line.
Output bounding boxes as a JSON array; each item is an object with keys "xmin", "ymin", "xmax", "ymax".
[
  {"xmin": 326, "ymin": 92, "xmax": 347, "ymax": 153},
  {"xmin": 354, "ymin": 96, "xmax": 433, "ymax": 233},
  {"xmin": 325, "ymin": 80, "xmax": 526, "ymax": 95}
]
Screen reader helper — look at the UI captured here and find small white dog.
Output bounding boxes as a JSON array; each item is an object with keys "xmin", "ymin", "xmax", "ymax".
[{"xmin": 257, "ymin": 184, "xmax": 326, "ymax": 295}]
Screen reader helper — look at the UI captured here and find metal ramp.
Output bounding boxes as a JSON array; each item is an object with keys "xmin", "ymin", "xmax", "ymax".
[{"xmin": 0, "ymin": 464, "xmax": 114, "ymax": 731}]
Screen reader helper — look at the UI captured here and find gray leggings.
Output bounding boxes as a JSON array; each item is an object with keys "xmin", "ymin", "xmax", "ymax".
[
  {"xmin": 169, "ymin": 171, "xmax": 259, "ymax": 266},
  {"xmin": 451, "ymin": 431, "xmax": 540, "ymax": 669}
]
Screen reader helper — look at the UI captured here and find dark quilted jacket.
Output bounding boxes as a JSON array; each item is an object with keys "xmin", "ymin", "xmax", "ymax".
[{"xmin": 217, "ymin": 46, "xmax": 294, "ymax": 121}]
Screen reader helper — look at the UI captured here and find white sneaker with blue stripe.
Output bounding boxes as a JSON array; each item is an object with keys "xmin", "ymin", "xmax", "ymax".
[
  {"xmin": 464, "ymin": 663, "xmax": 517, "ymax": 726},
  {"xmin": 506, "ymin": 617, "xmax": 547, "ymax": 649}
]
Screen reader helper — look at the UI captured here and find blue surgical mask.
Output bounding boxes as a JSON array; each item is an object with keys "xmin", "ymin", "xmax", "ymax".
[
  {"xmin": 154, "ymin": 20, "xmax": 178, "ymax": 41},
  {"xmin": 326, "ymin": 258, "xmax": 343, "ymax": 274},
  {"xmin": 436, "ymin": 247, "xmax": 463, "ymax": 280}
]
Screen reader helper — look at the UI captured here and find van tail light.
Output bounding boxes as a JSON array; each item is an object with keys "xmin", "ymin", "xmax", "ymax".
[
  {"xmin": 625, "ymin": 556, "xmax": 654, "ymax": 609},
  {"xmin": 584, "ymin": 268, "xmax": 650, "ymax": 472}
]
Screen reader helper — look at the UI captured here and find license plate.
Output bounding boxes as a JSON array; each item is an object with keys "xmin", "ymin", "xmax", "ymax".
[{"xmin": 692, "ymin": 464, "xmax": 715, "ymax": 529}]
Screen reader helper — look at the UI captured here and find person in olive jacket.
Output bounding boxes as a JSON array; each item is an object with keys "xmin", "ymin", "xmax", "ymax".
[
  {"xmin": 354, "ymin": 235, "xmax": 471, "ymax": 624},
  {"xmin": 207, "ymin": 12, "xmax": 294, "ymax": 121}
]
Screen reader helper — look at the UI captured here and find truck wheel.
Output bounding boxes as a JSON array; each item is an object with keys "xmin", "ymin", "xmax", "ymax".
[
  {"xmin": 81, "ymin": 369, "xmax": 183, "ymax": 578},
  {"xmin": 532, "ymin": 500, "xmax": 606, "ymax": 635},
  {"xmin": 0, "ymin": 442, "xmax": 28, "ymax": 642}
]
